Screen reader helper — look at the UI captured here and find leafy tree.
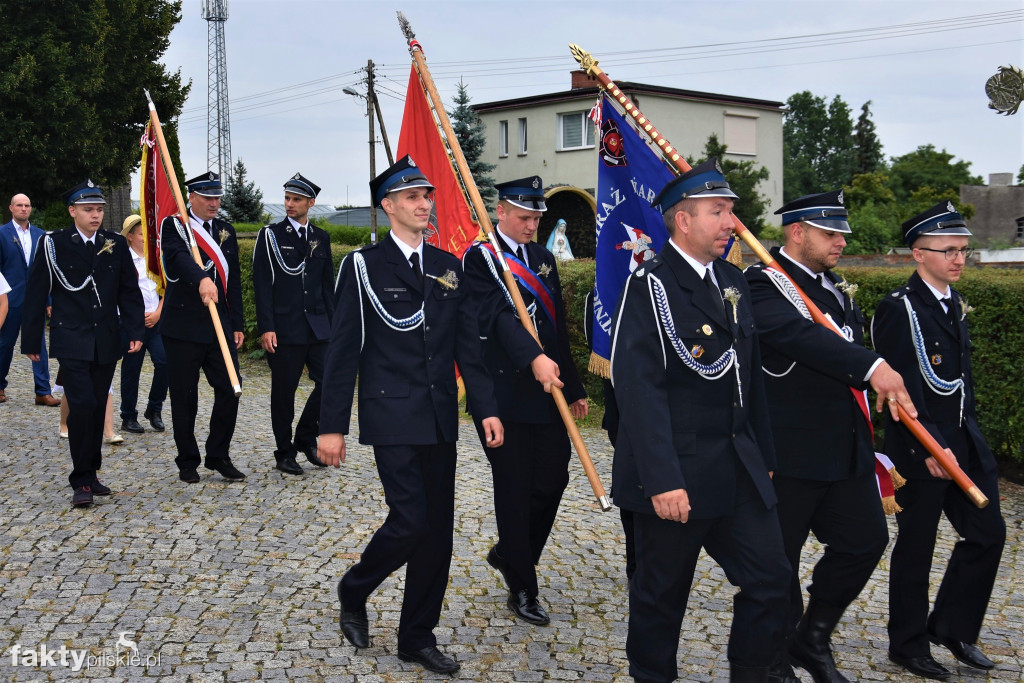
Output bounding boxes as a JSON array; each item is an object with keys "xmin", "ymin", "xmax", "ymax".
[
  {"xmin": 220, "ymin": 159, "xmax": 265, "ymax": 223},
  {"xmin": 691, "ymin": 134, "xmax": 771, "ymax": 235},
  {"xmin": 886, "ymin": 145, "xmax": 982, "ymax": 202},
  {"xmin": 0, "ymin": 0, "xmax": 189, "ymax": 206},
  {"xmin": 449, "ymin": 80, "xmax": 496, "ymax": 203},
  {"xmin": 783, "ymin": 91, "xmax": 858, "ymax": 201},
  {"xmin": 842, "ymin": 172, "xmax": 900, "ymax": 254},
  {"xmin": 853, "ymin": 100, "xmax": 884, "ymax": 175}
]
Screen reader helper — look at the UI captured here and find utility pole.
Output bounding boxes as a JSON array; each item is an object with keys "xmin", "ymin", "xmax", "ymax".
[
  {"xmin": 202, "ymin": 0, "xmax": 232, "ymax": 179},
  {"xmin": 345, "ymin": 60, "xmax": 394, "ymax": 245}
]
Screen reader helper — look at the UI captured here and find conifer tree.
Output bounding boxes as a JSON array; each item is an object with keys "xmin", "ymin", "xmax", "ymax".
[
  {"xmin": 220, "ymin": 159, "xmax": 265, "ymax": 223},
  {"xmin": 449, "ymin": 80, "xmax": 496, "ymax": 203}
]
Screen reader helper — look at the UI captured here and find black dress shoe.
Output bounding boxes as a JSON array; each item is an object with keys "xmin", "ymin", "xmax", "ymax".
[
  {"xmin": 888, "ymin": 652, "xmax": 951, "ymax": 680},
  {"xmin": 121, "ymin": 419, "xmax": 145, "ymax": 434},
  {"xmin": 276, "ymin": 456, "xmax": 304, "ymax": 476},
  {"xmin": 337, "ymin": 581, "xmax": 370, "ymax": 648},
  {"xmin": 91, "ymin": 478, "xmax": 112, "ymax": 496},
  {"xmin": 487, "ymin": 545, "xmax": 511, "ymax": 589},
  {"xmin": 179, "ymin": 469, "xmax": 200, "ymax": 484},
  {"xmin": 507, "ymin": 589, "xmax": 550, "ymax": 626},
  {"xmin": 298, "ymin": 443, "xmax": 327, "ymax": 467},
  {"xmin": 397, "ymin": 646, "xmax": 460, "ymax": 674},
  {"xmin": 72, "ymin": 486, "xmax": 94, "ymax": 507},
  {"xmin": 206, "ymin": 460, "xmax": 246, "ymax": 481},
  {"xmin": 768, "ymin": 660, "xmax": 801, "ymax": 683},
  {"xmin": 144, "ymin": 408, "xmax": 165, "ymax": 431},
  {"xmin": 929, "ymin": 632, "xmax": 996, "ymax": 670}
]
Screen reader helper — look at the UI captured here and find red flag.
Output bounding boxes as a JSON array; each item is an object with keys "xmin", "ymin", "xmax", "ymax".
[
  {"xmin": 139, "ymin": 122, "xmax": 176, "ymax": 295},
  {"xmin": 396, "ymin": 66, "xmax": 479, "ymax": 258}
]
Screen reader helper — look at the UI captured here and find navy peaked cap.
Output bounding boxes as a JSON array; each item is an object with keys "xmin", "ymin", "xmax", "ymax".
[
  {"xmin": 496, "ymin": 176, "xmax": 547, "ymax": 212},
  {"xmin": 185, "ymin": 172, "xmax": 224, "ymax": 197},
  {"xmin": 902, "ymin": 201, "xmax": 972, "ymax": 245},
  {"xmin": 62, "ymin": 179, "xmax": 106, "ymax": 206},
  {"xmin": 650, "ymin": 158, "xmax": 738, "ymax": 214},
  {"xmin": 284, "ymin": 172, "xmax": 321, "ymax": 199},
  {"xmin": 775, "ymin": 189, "xmax": 850, "ymax": 233},
  {"xmin": 370, "ymin": 155, "xmax": 434, "ymax": 207}
]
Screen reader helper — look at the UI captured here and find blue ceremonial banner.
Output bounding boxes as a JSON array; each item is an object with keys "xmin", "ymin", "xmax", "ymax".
[{"xmin": 589, "ymin": 93, "xmax": 674, "ymax": 377}]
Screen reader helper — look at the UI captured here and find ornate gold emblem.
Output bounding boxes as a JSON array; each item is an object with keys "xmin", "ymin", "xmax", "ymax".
[
  {"xmin": 931, "ymin": 354, "xmax": 943, "ymax": 366},
  {"xmin": 691, "ymin": 344, "xmax": 705, "ymax": 359},
  {"xmin": 569, "ymin": 44, "xmax": 598, "ymax": 75},
  {"xmin": 986, "ymin": 65, "xmax": 1024, "ymax": 116},
  {"xmin": 701, "ymin": 324, "xmax": 713, "ymax": 336}
]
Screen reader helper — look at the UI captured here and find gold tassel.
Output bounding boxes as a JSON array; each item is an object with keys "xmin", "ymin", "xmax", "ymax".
[
  {"xmin": 457, "ymin": 375, "xmax": 466, "ymax": 402},
  {"xmin": 588, "ymin": 352, "xmax": 611, "ymax": 379},
  {"xmin": 889, "ymin": 466, "xmax": 907, "ymax": 490},
  {"xmin": 881, "ymin": 496, "xmax": 903, "ymax": 515},
  {"xmin": 726, "ymin": 239, "xmax": 743, "ymax": 268}
]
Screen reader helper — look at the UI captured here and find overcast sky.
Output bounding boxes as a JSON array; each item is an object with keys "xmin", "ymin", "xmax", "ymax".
[{"xmin": 150, "ymin": 0, "xmax": 1024, "ymax": 209}]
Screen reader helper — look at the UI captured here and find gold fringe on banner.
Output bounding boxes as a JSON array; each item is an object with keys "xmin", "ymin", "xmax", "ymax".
[
  {"xmin": 727, "ymin": 239, "xmax": 744, "ymax": 268},
  {"xmin": 890, "ymin": 466, "xmax": 907, "ymax": 491},
  {"xmin": 589, "ymin": 352, "xmax": 611, "ymax": 379},
  {"xmin": 881, "ymin": 496, "xmax": 903, "ymax": 515}
]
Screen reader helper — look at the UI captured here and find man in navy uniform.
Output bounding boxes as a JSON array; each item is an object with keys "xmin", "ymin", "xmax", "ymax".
[
  {"xmin": 873, "ymin": 202, "xmax": 1005, "ymax": 680},
  {"xmin": 160, "ymin": 172, "xmax": 246, "ymax": 484},
  {"xmin": 21, "ymin": 181, "xmax": 144, "ymax": 507},
  {"xmin": 463, "ymin": 176, "xmax": 587, "ymax": 625},
  {"xmin": 0, "ymin": 193, "xmax": 61, "ymax": 406},
  {"xmin": 253, "ymin": 173, "xmax": 333, "ymax": 475},
  {"xmin": 318, "ymin": 156, "xmax": 503, "ymax": 675},
  {"xmin": 610, "ymin": 159, "xmax": 790, "ymax": 683},
  {"xmin": 744, "ymin": 190, "xmax": 915, "ymax": 683}
]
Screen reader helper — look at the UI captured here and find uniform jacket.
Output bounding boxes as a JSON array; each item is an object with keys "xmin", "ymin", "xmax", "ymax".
[
  {"xmin": 159, "ymin": 214, "xmax": 244, "ymax": 343},
  {"xmin": 0, "ymin": 220, "xmax": 45, "ymax": 308},
  {"xmin": 252, "ymin": 219, "xmax": 335, "ymax": 343},
  {"xmin": 872, "ymin": 271, "xmax": 996, "ymax": 479},
  {"xmin": 319, "ymin": 236, "xmax": 498, "ymax": 445},
  {"xmin": 745, "ymin": 247, "xmax": 880, "ymax": 481},
  {"xmin": 610, "ymin": 244, "xmax": 777, "ymax": 519},
  {"xmin": 462, "ymin": 237, "xmax": 585, "ymax": 423},
  {"xmin": 20, "ymin": 227, "xmax": 144, "ymax": 363}
]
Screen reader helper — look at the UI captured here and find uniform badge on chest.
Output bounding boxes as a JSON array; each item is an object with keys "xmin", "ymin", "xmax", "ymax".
[
  {"xmin": 701, "ymin": 324, "xmax": 713, "ymax": 336},
  {"xmin": 690, "ymin": 344, "xmax": 705, "ymax": 359},
  {"xmin": 931, "ymin": 354, "xmax": 942, "ymax": 366}
]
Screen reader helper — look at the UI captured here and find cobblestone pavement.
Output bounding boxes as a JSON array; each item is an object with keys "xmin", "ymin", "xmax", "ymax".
[{"xmin": 0, "ymin": 355, "xmax": 1021, "ymax": 682}]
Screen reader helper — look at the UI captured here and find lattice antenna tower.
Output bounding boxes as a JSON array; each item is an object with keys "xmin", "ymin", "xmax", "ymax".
[{"xmin": 202, "ymin": 0, "xmax": 232, "ymax": 178}]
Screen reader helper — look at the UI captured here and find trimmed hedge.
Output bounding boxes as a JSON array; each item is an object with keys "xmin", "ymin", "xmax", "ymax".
[
  {"xmin": 232, "ymin": 242, "xmax": 1024, "ymax": 467},
  {"xmin": 234, "ymin": 221, "xmax": 387, "ymax": 247}
]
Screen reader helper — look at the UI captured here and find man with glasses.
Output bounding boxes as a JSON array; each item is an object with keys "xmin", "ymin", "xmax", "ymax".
[{"xmin": 872, "ymin": 201, "xmax": 1005, "ymax": 680}]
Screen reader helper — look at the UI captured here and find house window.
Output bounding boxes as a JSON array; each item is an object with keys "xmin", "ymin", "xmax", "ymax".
[
  {"xmin": 1016, "ymin": 216, "xmax": 1024, "ymax": 239},
  {"xmin": 723, "ymin": 111, "xmax": 758, "ymax": 156},
  {"xmin": 498, "ymin": 120, "xmax": 508, "ymax": 157},
  {"xmin": 518, "ymin": 117, "xmax": 528, "ymax": 156},
  {"xmin": 557, "ymin": 111, "xmax": 595, "ymax": 151}
]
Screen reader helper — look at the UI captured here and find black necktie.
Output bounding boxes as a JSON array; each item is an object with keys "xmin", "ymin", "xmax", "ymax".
[
  {"xmin": 410, "ymin": 252, "xmax": 424, "ymax": 287},
  {"xmin": 298, "ymin": 226, "xmax": 306, "ymax": 242},
  {"xmin": 86, "ymin": 240, "xmax": 96, "ymax": 261},
  {"xmin": 704, "ymin": 269, "xmax": 727, "ymax": 319},
  {"xmin": 941, "ymin": 297, "xmax": 958, "ymax": 328},
  {"xmin": 203, "ymin": 221, "xmax": 213, "ymax": 236},
  {"xmin": 515, "ymin": 245, "xmax": 525, "ymax": 265}
]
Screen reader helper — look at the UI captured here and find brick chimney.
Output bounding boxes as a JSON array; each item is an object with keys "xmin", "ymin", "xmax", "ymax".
[{"xmin": 571, "ymin": 69, "xmax": 598, "ymax": 89}]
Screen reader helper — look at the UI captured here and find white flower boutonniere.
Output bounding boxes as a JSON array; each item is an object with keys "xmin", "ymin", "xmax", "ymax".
[
  {"xmin": 97, "ymin": 241, "xmax": 115, "ymax": 256},
  {"xmin": 308, "ymin": 239, "xmax": 319, "ymax": 254},
  {"xmin": 722, "ymin": 287, "xmax": 741, "ymax": 323},
  {"xmin": 537, "ymin": 263, "xmax": 552, "ymax": 278},
  {"xmin": 427, "ymin": 269, "xmax": 459, "ymax": 290},
  {"xmin": 837, "ymin": 279, "xmax": 859, "ymax": 300},
  {"xmin": 959, "ymin": 298, "xmax": 975, "ymax": 321}
]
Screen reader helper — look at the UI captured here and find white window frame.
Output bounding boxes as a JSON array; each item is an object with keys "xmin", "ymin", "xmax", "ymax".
[
  {"xmin": 518, "ymin": 117, "xmax": 528, "ymax": 156},
  {"xmin": 557, "ymin": 111, "xmax": 595, "ymax": 151},
  {"xmin": 723, "ymin": 110, "xmax": 758, "ymax": 157},
  {"xmin": 498, "ymin": 120, "xmax": 508, "ymax": 158}
]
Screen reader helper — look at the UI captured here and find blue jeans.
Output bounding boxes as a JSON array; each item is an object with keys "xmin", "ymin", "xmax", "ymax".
[
  {"xmin": 119, "ymin": 323, "xmax": 168, "ymax": 420},
  {"xmin": 0, "ymin": 305, "xmax": 52, "ymax": 395}
]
